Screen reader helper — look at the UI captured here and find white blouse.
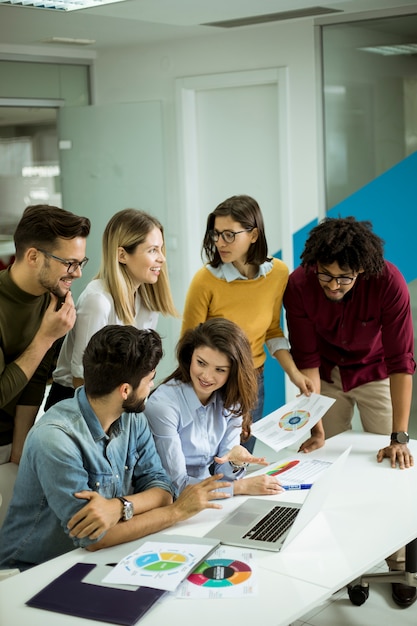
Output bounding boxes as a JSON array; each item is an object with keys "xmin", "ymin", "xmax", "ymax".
[{"xmin": 53, "ymin": 279, "xmax": 158, "ymax": 387}]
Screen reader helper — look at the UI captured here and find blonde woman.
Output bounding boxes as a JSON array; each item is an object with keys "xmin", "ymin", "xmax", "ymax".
[{"xmin": 45, "ymin": 208, "xmax": 177, "ymax": 408}]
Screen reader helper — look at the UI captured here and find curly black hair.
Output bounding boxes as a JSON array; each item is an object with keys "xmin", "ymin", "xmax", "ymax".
[{"xmin": 301, "ymin": 216, "xmax": 385, "ymax": 278}]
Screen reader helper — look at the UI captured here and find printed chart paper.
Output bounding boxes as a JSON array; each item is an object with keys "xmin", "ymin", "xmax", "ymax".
[
  {"xmin": 103, "ymin": 541, "xmax": 215, "ymax": 591},
  {"xmin": 262, "ymin": 457, "xmax": 332, "ymax": 486},
  {"xmin": 251, "ymin": 393, "xmax": 335, "ymax": 452},
  {"xmin": 176, "ymin": 545, "xmax": 258, "ymax": 599}
]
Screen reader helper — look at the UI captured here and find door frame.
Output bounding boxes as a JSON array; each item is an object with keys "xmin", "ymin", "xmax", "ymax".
[{"xmin": 176, "ymin": 67, "xmax": 292, "ymax": 284}]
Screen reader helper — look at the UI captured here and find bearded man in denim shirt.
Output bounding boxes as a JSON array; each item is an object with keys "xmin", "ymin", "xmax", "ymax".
[{"xmin": 0, "ymin": 325, "xmax": 230, "ymax": 571}]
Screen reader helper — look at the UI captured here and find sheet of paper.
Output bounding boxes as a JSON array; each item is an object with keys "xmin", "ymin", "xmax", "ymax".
[
  {"xmin": 262, "ymin": 457, "xmax": 331, "ymax": 485},
  {"xmin": 102, "ymin": 541, "xmax": 216, "ymax": 592},
  {"xmin": 176, "ymin": 545, "xmax": 258, "ymax": 599},
  {"xmin": 251, "ymin": 393, "xmax": 335, "ymax": 452}
]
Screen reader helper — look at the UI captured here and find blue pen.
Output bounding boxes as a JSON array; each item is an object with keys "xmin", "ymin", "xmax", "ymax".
[{"xmin": 282, "ymin": 483, "xmax": 313, "ymax": 490}]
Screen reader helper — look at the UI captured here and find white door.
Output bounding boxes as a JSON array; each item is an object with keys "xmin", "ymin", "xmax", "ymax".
[{"xmin": 176, "ymin": 69, "xmax": 291, "ymax": 412}]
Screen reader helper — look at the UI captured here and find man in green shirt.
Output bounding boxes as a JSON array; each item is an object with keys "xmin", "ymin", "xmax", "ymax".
[{"xmin": 0, "ymin": 204, "xmax": 90, "ymax": 464}]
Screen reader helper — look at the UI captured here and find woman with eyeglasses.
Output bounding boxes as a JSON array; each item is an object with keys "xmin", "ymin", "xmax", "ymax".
[
  {"xmin": 181, "ymin": 195, "xmax": 316, "ymax": 453},
  {"xmin": 44, "ymin": 208, "xmax": 178, "ymax": 409}
]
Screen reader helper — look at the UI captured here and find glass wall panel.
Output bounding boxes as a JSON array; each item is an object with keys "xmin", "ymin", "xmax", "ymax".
[
  {"xmin": 0, "ymin": 60, "xmax": 90, "ymax": 266},
  {"xmin": 0, "ymin": 108, "xmax": 60, "ymax": 268},
  {"xmin": 321, "ymin": 13, "xmax": 417, "ymax": 437},
  {"xmin": 0, "ymin": 61, "xmax": 90, "ymax": 103},
  {"xmin": 322, "ymin": 14, "xmax": 417, "ymax": 209}
]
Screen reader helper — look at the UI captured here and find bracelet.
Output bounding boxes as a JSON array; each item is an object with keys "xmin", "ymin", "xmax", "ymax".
[{"xmin": 229, "ymin": 460, "xmax": 249, "ymax": 473}]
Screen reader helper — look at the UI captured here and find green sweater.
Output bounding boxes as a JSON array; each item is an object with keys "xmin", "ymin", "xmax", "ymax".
[{"xmin": 0, "ymin": 268, "xmax": 54, "ymax": 445}]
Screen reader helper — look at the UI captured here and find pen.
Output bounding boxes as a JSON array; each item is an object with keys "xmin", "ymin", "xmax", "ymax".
[{"xmin": 282, "ymin": 483, "xmax": 313, "ymax": 490}]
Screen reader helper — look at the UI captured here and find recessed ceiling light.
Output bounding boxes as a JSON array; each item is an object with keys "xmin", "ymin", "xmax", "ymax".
[
  {"xmin": 1, "ymin": 0, "xmax": 127, "ymax": 11},
  {"xmin": 42, "ymin": 36, "xmax": 96, "ymax": 44},
  {"xmin": 359, "ymin": 44, "xmax": 417, "ymax": 56}
]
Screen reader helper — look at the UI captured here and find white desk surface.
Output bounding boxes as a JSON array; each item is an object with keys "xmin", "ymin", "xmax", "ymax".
[
  {"xmin": 1, "ymin": 431, "xmax": 416, "ymax": 626},
  {"xmin": 255, "ymin": 431, "xmax": 417, "ymax": 590}
]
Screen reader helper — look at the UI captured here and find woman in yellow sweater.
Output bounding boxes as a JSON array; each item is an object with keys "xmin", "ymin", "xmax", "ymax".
[{"xmin": 181, "ymin": 195, "xmax": 321, "ymax": 453}]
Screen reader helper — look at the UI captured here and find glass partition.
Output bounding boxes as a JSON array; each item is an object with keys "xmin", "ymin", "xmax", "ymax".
[
  {"xmin": 0, "ymin": 108, "xmax": 60, "ymax": 268},
  {"xmin": 322, "ymin": 14, "xmax": 417, "ymax": 209},
  {"xmin": 321, "ymin": 13, "xmax": 417, "ymax": 437}
]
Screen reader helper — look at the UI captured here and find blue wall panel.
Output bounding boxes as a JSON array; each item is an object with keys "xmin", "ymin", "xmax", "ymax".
[
  {"xmin": 263, "ymin": 150, "xmax": 417, "ymax": 418},
  {"xmin": 328, "ymin": 151, "xmax": 417, "ymax": 284}
]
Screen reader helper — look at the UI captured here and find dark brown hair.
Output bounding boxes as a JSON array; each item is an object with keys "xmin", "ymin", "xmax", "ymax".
[
  {"xmin": 162, "ymin": 318, "xmax": 258, "ymax": 440},
  {"xmin": 83, "ymin": 325, "xmax": 162, "ymax": 398},
  {"xmin": 14, "ymin": 204, "xmax": 90, "ymax": 260},
  {"xmin": 202, "ymin": 195, "xmax": 269, "ymax": 269}
]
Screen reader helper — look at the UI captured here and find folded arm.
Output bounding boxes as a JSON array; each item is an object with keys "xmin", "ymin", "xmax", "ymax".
[{"xmin": 70, "ymin": 475, "xmax": 232, "ymax": 551}]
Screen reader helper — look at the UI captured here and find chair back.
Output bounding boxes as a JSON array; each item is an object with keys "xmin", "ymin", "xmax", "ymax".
[{"xmin": 0, "ymin": 462, "xmax": 18, "ymax": 528}]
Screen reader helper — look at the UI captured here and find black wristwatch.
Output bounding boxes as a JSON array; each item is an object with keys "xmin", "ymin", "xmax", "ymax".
[
  {"xmin": 229, "ymin": 460, "xmax": 249, "ymax": 474},
  {"xmin": 390, "ymin": 431, "xmax": 409, "ymax": 444},
  {"xmin": 118, "ymin": 496, "xmax": 134, "ymax": 521}
]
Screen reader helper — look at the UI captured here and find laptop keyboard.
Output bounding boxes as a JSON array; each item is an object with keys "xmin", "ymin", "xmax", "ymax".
[{"xmin": 243, "ymin": 505, "xmax": 300, "ymax": 542}]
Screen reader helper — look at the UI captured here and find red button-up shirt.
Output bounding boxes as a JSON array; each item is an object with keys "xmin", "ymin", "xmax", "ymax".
[{"xmin": 283, "ymin": 261, "xmax": 415, "ymax": 392}]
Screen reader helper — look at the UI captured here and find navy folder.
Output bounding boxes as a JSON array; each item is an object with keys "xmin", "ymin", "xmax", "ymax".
[{"xmin": 26, "ymin": 562, "xmax": 167, "ymax": 625}]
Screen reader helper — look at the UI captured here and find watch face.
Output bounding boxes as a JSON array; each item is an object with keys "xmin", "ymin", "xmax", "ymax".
[
  {"xmin": 392, "ymin": 432, "xmax": 409, "ymax": 444},
  {"xmin": 124, "ymin": 500, "xmax": 134, "ymax": 520},
  {"xmin": 397, "ymin": 432, "xmax": 409, "ymax": 444}
]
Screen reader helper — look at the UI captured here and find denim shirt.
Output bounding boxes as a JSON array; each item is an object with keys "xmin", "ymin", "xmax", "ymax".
[{"xmin": 0, "ymin": 387, "xmax": 174, "ymax": 570}]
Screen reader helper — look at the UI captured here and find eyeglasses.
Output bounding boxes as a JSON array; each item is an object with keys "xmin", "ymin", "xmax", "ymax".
[
  {"xmin": 37, "ymin": 248, "xmax": 89, "ymax": 274},
  {"xmin": 208, "ymin": 228, "xmax": 253, "ymax": 244},
  {"xmin": 316, "ymin": 271, "xmax": 357, "ymax": 286}
]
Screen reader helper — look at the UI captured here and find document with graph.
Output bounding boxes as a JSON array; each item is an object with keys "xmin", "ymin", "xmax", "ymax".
[{"xmin": 251, "ymin": 393, "xmax": 335, "ymax": 452}]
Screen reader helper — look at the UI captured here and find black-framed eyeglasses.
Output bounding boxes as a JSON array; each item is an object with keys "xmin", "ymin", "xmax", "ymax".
[
  {"xmin": 316, "ymin": 271, "xmax": 357, "ymax": 286},
  {"xmin": 208, "ymin": 228, "xmax": 253, "ymax": 244},
  {"xmin": 37, "ymin": 248, "xmax": 89, "ymax": 274}
]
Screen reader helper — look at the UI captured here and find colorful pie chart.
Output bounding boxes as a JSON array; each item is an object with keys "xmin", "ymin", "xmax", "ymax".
[
  {"xmin": 279, "ymin": 409, "xmax": 310, "ymax": 431},
  {"xmin": 187, "ymin": 558, "xmax": 252, "ymax": 587},
  {"xmin": 127, "ymin": 550, "xmax": 188, "ymax": 573}
]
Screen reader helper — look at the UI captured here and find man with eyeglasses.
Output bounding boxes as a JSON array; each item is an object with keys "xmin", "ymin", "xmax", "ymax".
[
  {"xmin": 0, "ymin": 204, "xmax": 90, "ymax": 465},
  {"xmin": 284, "ymin": 216, "xmax": 416, "ymax": 607}
]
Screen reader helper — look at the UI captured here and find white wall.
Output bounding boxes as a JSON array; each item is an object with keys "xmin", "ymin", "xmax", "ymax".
[
  {"xmin": 93, "ymin": 19, "xmax": 322, "ymax": 307},
  {"xmin": 85, "ymin": 20, "xmax": 323, "ymax": 380}
]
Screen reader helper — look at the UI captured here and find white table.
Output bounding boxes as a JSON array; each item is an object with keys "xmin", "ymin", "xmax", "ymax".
[
  {"xmin": 255, "ymin": 431, "xmax": 417, "ymax": 591},
  {"xmin": 1, "ymin": 431, "xmax": 416, "ymax": 625}
]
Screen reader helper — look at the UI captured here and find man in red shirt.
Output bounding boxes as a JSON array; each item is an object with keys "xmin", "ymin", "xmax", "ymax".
[{"xmin": 284, "ymin": 216, "xmax": 416, "ymax": 607}]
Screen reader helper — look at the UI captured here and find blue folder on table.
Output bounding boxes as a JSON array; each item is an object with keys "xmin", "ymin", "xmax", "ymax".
[{"xmin": 26, "ymin": 562, "xmax": 166, "ymax": 625}]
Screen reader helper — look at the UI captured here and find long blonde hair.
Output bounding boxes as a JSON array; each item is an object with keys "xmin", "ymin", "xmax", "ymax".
[{"xmin": 98, "ymin": 209, "xmax": 178, "ymax": 325}]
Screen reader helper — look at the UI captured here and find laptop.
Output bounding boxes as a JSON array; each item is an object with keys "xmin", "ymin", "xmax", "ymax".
[{"xmin": 205, "ymin": 446, "xmax": 351, "ymax": 552}]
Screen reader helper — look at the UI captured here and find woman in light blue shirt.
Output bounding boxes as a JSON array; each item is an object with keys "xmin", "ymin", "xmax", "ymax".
[{"xmin": 144, "ymin": 318, "xmax": 283, "ymax": 497}]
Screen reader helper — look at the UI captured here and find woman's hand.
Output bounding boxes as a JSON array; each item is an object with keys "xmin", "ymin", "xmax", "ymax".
[
  {"xmin": 214, "ymin": 445, "xmax": 269, "ymax": 467},
  {"xmin": 233, "ymin": 474, "xmax": 284, "ymax": 496}
]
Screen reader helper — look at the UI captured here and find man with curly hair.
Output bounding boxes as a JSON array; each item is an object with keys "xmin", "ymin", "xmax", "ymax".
[{"xmin": 284, "ymin": 216, "xmax": 416, "ymax": 607}]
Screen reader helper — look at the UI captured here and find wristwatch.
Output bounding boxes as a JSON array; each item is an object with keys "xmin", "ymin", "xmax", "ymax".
[
  {"xmin": 118, "ymin": 496, "xmax": 134, "ymax": 521},
  {"xmin": 229, "ymin": 460, "xmax": 249, "ymax": 474},
  {"xmin": 390, "ymin": 431, "xmax": 409, "ymax": 444}
]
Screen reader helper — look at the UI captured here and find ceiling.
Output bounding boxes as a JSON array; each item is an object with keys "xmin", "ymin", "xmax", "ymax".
[
  {"xmin": 0, "ymin": 0, "xmax": 416, "ymax": 52},
  {"xmin": 0, "ymin": 0, "xmax": 416, "ymax": 127}
]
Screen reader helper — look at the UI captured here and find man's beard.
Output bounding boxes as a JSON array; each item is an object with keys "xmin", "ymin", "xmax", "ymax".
[
  {"xmin": 38, "ymin": 265, "xmax": 69, "ymax": 298},
  {"xmin": 122, "ymin": 394, "xmax": 147, "ymax": 414}
]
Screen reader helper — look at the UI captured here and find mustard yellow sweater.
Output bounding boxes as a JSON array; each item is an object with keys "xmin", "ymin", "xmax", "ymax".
[{"xmin": 181, "ymin": 259, "xmax": 289, "ymax": 369}]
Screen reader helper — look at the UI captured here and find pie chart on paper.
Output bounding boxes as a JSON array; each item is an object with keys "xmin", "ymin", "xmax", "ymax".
[
  {"xmin": 187, "ymin": 558, "xmax": 252, "ymax": 588},
  {"xmin": 279, "ymin": 409, "xmax": 310, "ymax": 431}
]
